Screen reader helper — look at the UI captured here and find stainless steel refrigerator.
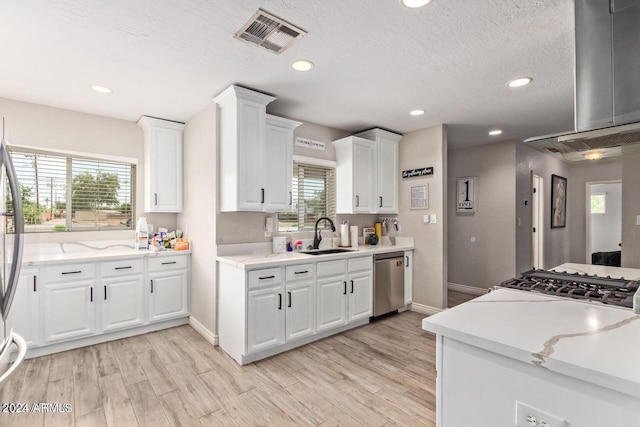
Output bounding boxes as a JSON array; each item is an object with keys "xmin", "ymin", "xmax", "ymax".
[{"xmin": 0, "ymin": 120, "xmax": 26, "ymax": 388}]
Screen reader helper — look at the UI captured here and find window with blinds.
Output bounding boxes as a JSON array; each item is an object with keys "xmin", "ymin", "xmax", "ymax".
[
  {"xmin": 8, "ymin": 147, "xmax": 135, "ymax": 232},
  {"xmin": 278, "ymin": 162, "xmax": 335, "ymax": 231}
]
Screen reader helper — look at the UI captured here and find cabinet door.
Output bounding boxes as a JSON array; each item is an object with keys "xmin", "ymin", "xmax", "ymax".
[
  {"xmin": 43, "ymin": 280, "xmax": 97, "ymax": 343},
  {"xmin": 264, "ymin": 120, "xmax": 293, "ymax": 212},
  {"xmin": 316, "ymin": 276, "xmax": 347, "ymax": 332},
  {"xmin": 377, "ymin": 137, "xmax": 398, "ymax": 213},
  {"xmin": 404, "ymin": 251, "xmax": 413, "ymax": 305},
  {"xmin": 7, "ymin": 269, "xmax": 39, "ymax": 347},
  {"xmin": 102, "ymin": 275, "xmax": 146, "ymax": 332},
  {"xmin": 148, "ymin": 271, "xmax": 188, "ymax": 322},
  {"xmin": 247, "ymin": 286, "xmax": 284, "ymax": 354},
  {"xmin": 285, "ymin": 281, "xmax": 314, "ymax": 342},
  {"xmin": 237, "ymin": 98, "xmax": 268, "ymax": 211},
  {"xmin": 353, "ymin": 141, "xmax": 376, "ymax": 213},
  {"xmin": 348, "ymin": 271, "xmax": 373, "ymax": 322}
]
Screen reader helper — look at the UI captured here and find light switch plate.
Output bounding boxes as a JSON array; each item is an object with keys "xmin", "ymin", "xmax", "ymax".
[
  {"xmin": 430, "ymin": 213, "xmax": 437, "ymax": 224},
  {"xmin": 423, "ymin": 214, "xmax": 430, "ymax": 223}
]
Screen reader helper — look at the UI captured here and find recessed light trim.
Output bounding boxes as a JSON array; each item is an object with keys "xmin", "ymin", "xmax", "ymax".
[
  {"xmin": 410, "ymin": 109, "xmax": 425, "ymax": 116},
  {"xmin": 291, "ymin": 60, "xmax": 314, "ymax": 71},
  {"xmin": 584, "ymin": 151, "xmax": 603, "ymax": 160},
  {"xmin": 507, "ymin": 77, "xmax": 533, "ymax": 88},
  {"xmin": 402, "ymin": 0, "xmax": 433, "ymax": 8},
  {"xmin": 90, "ymin": 85, "xmax": 112, "ymax": 94},
  {"xmin": 489, "ymin": 129, "xmax": 503, "ymax": 136}
]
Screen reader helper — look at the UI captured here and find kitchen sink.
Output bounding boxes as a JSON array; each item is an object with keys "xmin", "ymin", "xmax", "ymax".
[{"xmin": 301, "ymin": 248, "xmax": 356, "ymax": 256}]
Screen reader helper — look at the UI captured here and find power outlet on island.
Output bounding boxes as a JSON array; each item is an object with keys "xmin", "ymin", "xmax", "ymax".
[{"xmin": 516, "ymin": 401, "xmax": 565, "ymax": 427}]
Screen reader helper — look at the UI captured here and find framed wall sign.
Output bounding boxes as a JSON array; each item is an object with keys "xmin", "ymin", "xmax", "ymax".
[
  {"xmin": 410, "ymin": 184, "xmax": 428, "ymax": 209},
  {"xmin": 551, "ymin": 174, "xmax": 567, "ymax": 228},
  {"xmin": 456, "ymin": 177, "xmax": 477, "ymax": 213}
]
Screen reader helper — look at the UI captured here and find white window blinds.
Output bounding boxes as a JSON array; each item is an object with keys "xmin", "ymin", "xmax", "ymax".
[
  {"xmin": 279, "ymin": 162, "xmax": 335, "ymax": 231},
  {"xmin": 8, "ymin": 147, "xmax": 135, "ymax": 232}
]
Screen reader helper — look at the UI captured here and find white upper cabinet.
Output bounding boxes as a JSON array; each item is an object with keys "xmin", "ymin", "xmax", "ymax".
[
  {"xmin": 355, "ymin": 128, "xmax": 402, "ymax": 214},
  {"xmin": 215, "ymin": 85, "xmax": 302, "ymax": 212},
  {"xmin": 137, "ymin": 116, "xmax": 185, "ymax": 213},
  {"xmin": 333, "ymin": 136, "xmax": 377, "ymax": 214},
  {"xmin": 264, "ymin": 114, "xmax": 302, "ymax": 212}
]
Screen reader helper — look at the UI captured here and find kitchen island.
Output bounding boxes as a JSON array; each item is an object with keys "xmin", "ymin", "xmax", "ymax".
[{"xmin": 422, "ymin": 271, "xmax": 640, "ymax": 426}]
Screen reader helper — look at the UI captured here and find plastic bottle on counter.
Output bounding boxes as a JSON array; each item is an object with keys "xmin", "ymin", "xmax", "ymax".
[{"xmin": 135, "ymin": 217, "xmax": 149, "ymax": 250}]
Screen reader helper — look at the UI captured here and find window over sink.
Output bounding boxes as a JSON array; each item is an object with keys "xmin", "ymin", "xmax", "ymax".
[
  {"xmin": 7, "ymin": 146, "xmax": 135, "ymax": 232},
  {"xmin": 278, "ymin": 161, "xmax": 335, "ymax": 231}
]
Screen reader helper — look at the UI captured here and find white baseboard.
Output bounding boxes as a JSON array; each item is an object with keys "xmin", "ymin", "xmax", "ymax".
[
  {"xmin": 409, "ymin": 302, "xmax": 443, "ymax": 316},
  {"xmin": 189, "ymin": 316, "xmax": 219, "ymax": 346},
  {"xmin": 447, "ymin": 282, "xmax": 488, "ymax": 296}
]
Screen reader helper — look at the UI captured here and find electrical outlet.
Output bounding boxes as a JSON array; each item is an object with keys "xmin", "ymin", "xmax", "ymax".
[{"xmin": 516, "ymin": 401, "xmax": 565, "ymax": 427}]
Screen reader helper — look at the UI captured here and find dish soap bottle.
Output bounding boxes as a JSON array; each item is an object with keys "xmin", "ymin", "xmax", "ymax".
[{"xmin": 135, "ymin": 217, "xmax": 149, "ymax": 250}]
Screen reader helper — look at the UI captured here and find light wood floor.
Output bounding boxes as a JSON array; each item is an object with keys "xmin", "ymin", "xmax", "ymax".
[{"xmin": 0, "ymin": 293, "xmax": 475, "ymax": 427}]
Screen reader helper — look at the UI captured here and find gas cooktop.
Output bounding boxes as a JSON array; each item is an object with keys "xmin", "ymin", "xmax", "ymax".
[{"xmin": 499, "ymin": 269, "xmax": 639, "ymax": 309}]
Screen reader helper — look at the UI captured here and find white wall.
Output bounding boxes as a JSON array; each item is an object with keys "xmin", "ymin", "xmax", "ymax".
[
  {"xmin": 0, "ymin": 97, "xmax": 177, "ymax": 243},
  {"xmin": 622, "ymin": 153, "xmax": 640, "ymax": 267},
  {"xmin": 589, "ymin": 183, "xmax": 622, "ymax": 254},
  {"xmin": 397, "ymin": 125, "xmax": 447, "ymax": 310},
  {"xmin": 447, "ymin": 141, "xmax": 516, "ymax": 289},
  {"xmin": 178, "ymin": 102, "xmax": 217, "ymax": 336}
]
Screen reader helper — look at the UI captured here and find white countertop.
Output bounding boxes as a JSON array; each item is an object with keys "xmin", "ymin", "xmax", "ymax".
[
  {"xmin": 422, "ymin": 287, "xmax": 640, "ymax": 399},
  {"xmin": 216, "ymin": 240, "xmax": 414, "ymax": 269},
  {"xmin": 20, "ymin": 240, "xmax": 190, "ymax": 266}
]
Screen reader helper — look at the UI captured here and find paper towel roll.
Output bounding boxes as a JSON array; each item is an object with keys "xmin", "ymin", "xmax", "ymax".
[
  {"xmin": 375, "ymin": 222, "xmax": 382, "ymax": 239},
  {"xmin": 340, "ymin": 223, "xmax": 349, "ymax": 247},
  {"xmin": 350, "ymin": 226, "xmax": 359, "ymax": 248}
]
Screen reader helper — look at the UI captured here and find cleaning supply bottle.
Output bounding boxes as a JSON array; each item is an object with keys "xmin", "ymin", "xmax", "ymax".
[{"xmin": 135, "ymin": 217, "xmax": 149, "ymax": 250}]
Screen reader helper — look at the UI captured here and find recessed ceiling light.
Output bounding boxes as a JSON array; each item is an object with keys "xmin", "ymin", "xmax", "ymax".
[
  {"xmin": 291, "ymin": 60, "xmax": 314, "ymax": 71},
  {"xmin": 584, "ymin": 151, "xmax": 603, "ymax": 160},
  {"xmin": 489, "ymin": 129, "xmax": 503, "ymax": 136},
  {"xmin": 90, "ymin": 85, "xmax": 112, "ymax": 94},
  {"xmin": 410, "ymin": 109, "xmax": 425, "ymax": 116},
  {"xmin": 507, "ymin": 77, "xmax": 532, "ymax": 88},
  {"xmin": 402, "ymin": 0, "xmax": 434, "ymax": 8}
]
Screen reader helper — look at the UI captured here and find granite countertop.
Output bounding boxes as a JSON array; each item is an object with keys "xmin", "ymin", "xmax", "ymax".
[
  {"xmin": 20, "ymin": 240, "xmax": 190, "ymax": 266},
  {"xmin": 216, "ymin": 238, "xmax": 414, "ymax": 269},
  {"xmin": 422, "ymin": 288, "xmax": 640, "ymax": 399}
]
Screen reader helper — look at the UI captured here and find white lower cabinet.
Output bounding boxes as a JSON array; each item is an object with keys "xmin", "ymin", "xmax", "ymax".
[
  {"xmin": 43, "ymin": 278, "xmax": 97, "ymax": 343},
  {"xmin": 404, "ymin": 250, "xmax": 413, "ymax": 305},
  {"xmin": 101, "ymin": 276, "xmax": 145, "ymax": 332},
  {"xmin": 284, "ymin": 264, "xmax": 315, "ymax": 342},
  {"xmin": 7, "ymin": 268, "xmax": 40, "ymax": 347},
  {"xmin": 148, "ymin": 255, "xmax": 190, "ymax": 322},
  {"xmin": 247, "ymin": 286, "xmax": 284, "ymax": 354}
]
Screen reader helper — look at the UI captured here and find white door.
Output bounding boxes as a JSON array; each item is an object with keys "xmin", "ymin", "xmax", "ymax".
[
  {"xmin": 237, "ymin": 98, "xmax": 268, "ymax": 211},
  {"xmin": 7, "ymin": 269, "xmax": 39, "ymax": 347},
  {"xmin": 587, "ymin": 181, "xmax": 622, "ymax": 264},
  {"xmin": 532, "ymin": 175, "xmax": 544, "ymax": 269},
  {"xmin": 264, "ymin": 121, "xmax": 293, "ymax": 211},
  {"xmin": 149, "ymin": 125, "xmax": 183, "ymax": 212},
  {"xmin": 353, "ymin": 141, "xmax": 376, "ymax": 213},
  {"xmin": 348, "ymin": 271, "xmax": 373, "ymax": 322},
  {"xmin": 247, "ymin": 286, "xmax": 284, "ymax": 354},
  {"xmin": 102, "ymin": 276, "xmax": 146, "ymax": 332},
  {"xmin": 148, "ymin": 271, "xmax": 188, "ymax": 322},
  {"xmin": 285, "ymin": 281, "xmax": 315, "ymax": 342},
  {"xmin": 316, "ymin": 276, "xmax": 347, "ymax": 331},
  {"xmin": 377, "ymin": 137, "xmax": 398, "ymax": 213},
  {"xmin": 43, "ymin": 281, "xmax": 96, "ymax": 343}
]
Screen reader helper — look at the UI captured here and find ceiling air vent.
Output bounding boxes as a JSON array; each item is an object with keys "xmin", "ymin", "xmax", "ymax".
[{"xmin": 234, "ymin": 9, "xmax": 306, "ymax": 54}]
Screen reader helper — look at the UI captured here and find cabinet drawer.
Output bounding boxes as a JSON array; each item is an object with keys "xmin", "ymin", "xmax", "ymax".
[
  {"xmin": 44, "ymin": 263, "xmax": 95, "ymax": 283},
  {"xmin": 101, "ymin": 259, "xmax": 144, "ymax": 277},
  {"xmin": 317, "ymin": 259, "xmax": 347, "ymax": 278},
  {"xmin": 148, "ymin": 255, "xmax": 188, "ymax": 272},
  {"xmin": 285, "ymin": 264, "xmax": 314, "ymax": 282},
  {"xmin": 348, "ymin": 256, "xmax": 372, "ymax": 273},
  {"xmin": 248, "ymin": 268, "xmax": 282, "ymax": 289}
]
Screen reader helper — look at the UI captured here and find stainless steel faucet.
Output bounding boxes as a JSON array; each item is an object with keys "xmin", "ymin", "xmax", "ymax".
[{"xmin": 313, "ymin": 217, "xmax": 335, "ymax": 249}]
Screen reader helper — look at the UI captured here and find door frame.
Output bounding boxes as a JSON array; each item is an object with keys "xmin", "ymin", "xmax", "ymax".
[{"xmin": 585, "ymin": 180, "xmax": 622, "ymax": 264}]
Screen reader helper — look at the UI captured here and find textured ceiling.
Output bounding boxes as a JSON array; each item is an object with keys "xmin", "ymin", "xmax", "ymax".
[{"xmin": 0, "ymin": 0, "xmax": 575, "ymax": 149}]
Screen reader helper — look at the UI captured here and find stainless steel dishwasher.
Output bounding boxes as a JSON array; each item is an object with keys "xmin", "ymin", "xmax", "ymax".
[{"xmin": 373, "ymin": 252, "xmax": 405, "ymax": 316}]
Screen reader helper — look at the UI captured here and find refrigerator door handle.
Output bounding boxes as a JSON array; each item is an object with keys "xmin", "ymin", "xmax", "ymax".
[
  {"xmin": 0, "ymin": 138, "xmax": 24, "ymax": 320},
  {"xmin": 0, "ymin": 332, "xmax": 27, "ymax": 385}
]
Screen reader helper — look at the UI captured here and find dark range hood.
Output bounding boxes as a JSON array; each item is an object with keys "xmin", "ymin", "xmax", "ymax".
[{"xmin": 525, "ymin": 0, "xmax": 640, "ymax": 161}]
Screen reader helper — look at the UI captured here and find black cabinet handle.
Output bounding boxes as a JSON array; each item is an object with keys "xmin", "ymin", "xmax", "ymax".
[
  {"xmin": 343, "ymin": 281, "xmax": 347, "ymax": 295},
  {"xmin": 115, "ymin": 266, "xmax": 132, "ymax": 270},
  {"xmin": 154, "ymin": 193, "xmax": 158, "ymax": 206},
  {"xmin": 289, "ymin": 191, "xmax": 292, "ymax": 205},
  {"xmin": 62, "ymin": 270, "xmax": 82, "ymax": 275},
  {"xmin": 259, "ymin": 275, "xmax": 275, "ymax": 280},
  {"xmin": 33, "ymin": 276, "xmax": 36, "ymax": 292},
  {"xmin": 350, "ymin": 280, "xmax": 354, "ymax": 294},
  {"xmin": 90, "ymin": 287, "xmax": 93, "ymax": 302},
  {"xmin": 406, "ymin": 256, "xmax": 410, "ymax": 267},
  {"xmin": 355, "ymin": 195, "xmax": 359, "ymax": 207},
  {"xmin": 150, "ymin": 280, "xmax": 154, "ymax": 293},
  {"xmin": 294, "ymin": 270, "xmax": 308, "ymax": 275},
  {"xmin": 288, "ymin": 292, "xmax": 292, "ymax": 308},
  {"xmin": 104, "ymin": 285, "xmax": 107, "ymax": 300},
  {"xmin": 278, "ymin": 293, "xmax": 282, "ymax": 310},
  {"xmin": 261, "ymin": 188, "xmax": 265, "ymax": 204},
  {"xmin": 379, "ymin": 196, "xmax": 383, "ymax": 208},
  {"xmin": 161, "ymin": 261, "xmax": 177, "ymax": 265}
]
